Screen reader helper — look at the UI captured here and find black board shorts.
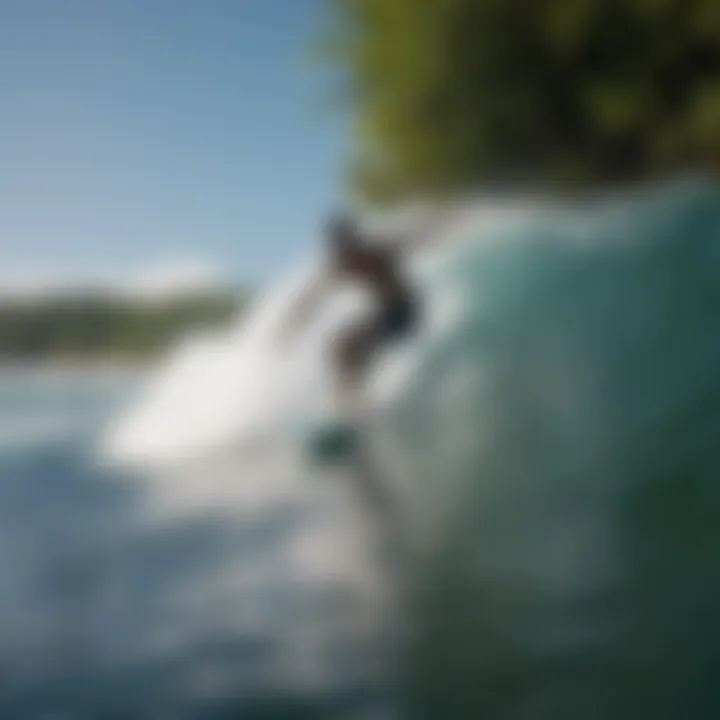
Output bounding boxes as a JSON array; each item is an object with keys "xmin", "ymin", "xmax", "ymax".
[{"xmin": 375, "ymin": 294, "xmax": 417, "ymax": 342}]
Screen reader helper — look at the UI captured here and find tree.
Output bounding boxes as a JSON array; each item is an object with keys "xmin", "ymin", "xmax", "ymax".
[
  {"xmin": 322, "ymin": 0, "xmax": 720, "ymax": 204},
  {"xmin": 0, "ymin": 292, "xmax": 242, "ymax": 361}
]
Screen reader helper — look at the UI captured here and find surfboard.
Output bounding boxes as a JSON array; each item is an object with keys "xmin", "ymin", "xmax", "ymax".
[{"xmin": 307, "ymin": 422, "xmax": 361, "ymax": 464}]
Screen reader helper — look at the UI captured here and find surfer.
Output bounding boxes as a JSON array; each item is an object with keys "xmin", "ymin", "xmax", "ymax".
[{"xmin": 281, "ymin": 211, "xmax": 442, "ymax": 415}]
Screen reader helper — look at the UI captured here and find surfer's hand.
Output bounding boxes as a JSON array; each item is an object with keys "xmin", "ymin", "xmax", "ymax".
[{"xmin": 277, "ymin": 272, "xmax": 331, "ymax": 346}]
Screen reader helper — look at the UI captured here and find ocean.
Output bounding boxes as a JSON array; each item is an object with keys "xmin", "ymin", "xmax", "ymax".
[
  {"xmin": 5, "ymin": 178, "xmax": 720, "ymax": 719},
  {"xmin": 0, "ymin": 369, "xmax": 394, "ymax": 719}
]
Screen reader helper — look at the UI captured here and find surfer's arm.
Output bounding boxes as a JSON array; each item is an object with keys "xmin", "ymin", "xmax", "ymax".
[{"xmin": 278, "ymin": 270, "xmax": 334, "ymax": 342}]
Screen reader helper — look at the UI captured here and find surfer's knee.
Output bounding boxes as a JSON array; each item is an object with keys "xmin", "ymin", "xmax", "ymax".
[
  {"xmin": 335, "ymin": 333, "xmax": 360, "ymax": 372},
  {"xmin": 335, "ymin": 326, "xmax": 373, "ymax": 373}
]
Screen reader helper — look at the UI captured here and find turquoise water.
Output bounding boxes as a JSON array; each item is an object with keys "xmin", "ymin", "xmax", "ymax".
[
  {"xmin": 374, "ymin": 179, "xmax": 720, "ymax": 718},
  {"xmin": 4, "ymin": 179, "xmax": 720, "ymax": 719},
  {"xmin": 0, "ymin": 371, "xmax": 391, "ymax": 718}
]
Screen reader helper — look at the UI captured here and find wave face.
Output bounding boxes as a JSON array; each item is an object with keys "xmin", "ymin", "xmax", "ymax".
[
  {"xmin": 106, "ymin": 179, "xmax": 720, "ymax": 718},
  {"xmin": 387, "ymin": 179, "xmax": 720, "ymax": 718}
]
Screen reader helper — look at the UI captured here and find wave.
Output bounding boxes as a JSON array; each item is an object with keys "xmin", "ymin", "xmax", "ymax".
[{"xmin": 102, "ymin": 177, "xmax": 720, "ymax": 717}]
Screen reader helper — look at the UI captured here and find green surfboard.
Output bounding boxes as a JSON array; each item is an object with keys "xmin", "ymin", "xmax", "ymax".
[{"xmin": 307, "ymin": 422, "xmax": 360, "ymax": 464}]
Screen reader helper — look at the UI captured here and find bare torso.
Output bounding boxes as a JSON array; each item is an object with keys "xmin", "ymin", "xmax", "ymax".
[{"xmin": 332, "ymin": 243, "xmax": 409, "ymax": 306}]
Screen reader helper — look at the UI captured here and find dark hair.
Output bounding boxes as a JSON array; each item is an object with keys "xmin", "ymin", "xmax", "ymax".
[{"xmin": 326, "ymin": 213, "xmax": 360, "ymax": 249}]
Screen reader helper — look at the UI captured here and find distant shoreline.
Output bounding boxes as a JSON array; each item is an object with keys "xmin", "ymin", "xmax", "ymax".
[
  {"xmin": 0, "ymin": 358, "xmax": 153, "ymax": 377},
  {"xmin": 0, "ymin": 289, "xmax": 243, "ymax": 369}
]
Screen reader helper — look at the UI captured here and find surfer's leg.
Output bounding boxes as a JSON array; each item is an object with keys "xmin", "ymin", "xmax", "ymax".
[{"xmin": 332, "ymin": 320, "xmax": 378, "ymax": 416}]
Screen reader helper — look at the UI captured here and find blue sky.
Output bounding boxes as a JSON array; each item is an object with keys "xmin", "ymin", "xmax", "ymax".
[{"xmin": 0, "ymin": 0, "xmax": 348, "ymax": 290}]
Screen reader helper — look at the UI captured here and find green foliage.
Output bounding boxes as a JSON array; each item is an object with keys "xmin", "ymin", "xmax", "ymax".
[
  {"xmin": 323, "ymin": 0, "xmax": 720, "ymax": 203},
  {"xmin": 0, "ymin": 292, "xmax": 243, "ymax": 362}
]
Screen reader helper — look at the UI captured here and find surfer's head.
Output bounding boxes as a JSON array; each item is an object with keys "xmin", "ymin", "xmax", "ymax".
[
  {"xmin": 327, "ymin": 213, "xmax": 359, "ymax": 246},
  {"xmin": 326, "ymin": 213, "xmax": 363, "ymax": 266}
]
